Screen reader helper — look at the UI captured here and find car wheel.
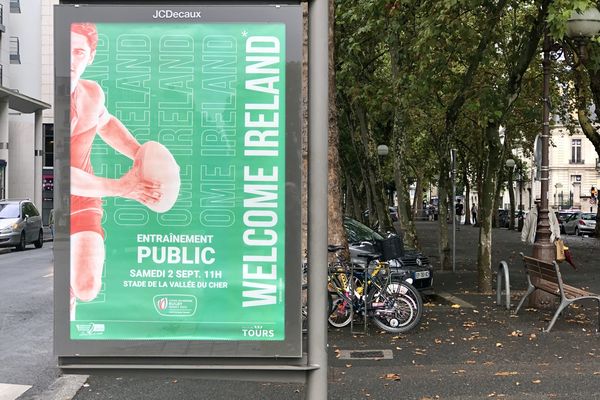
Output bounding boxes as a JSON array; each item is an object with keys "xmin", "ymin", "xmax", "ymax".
[
  {"xmin": 34, "ymin": 229, "xmax": 43, "ymax": 248},
  {"xmin": 16, "ymin": 232, "xmax": 26, "ymax": 251}
]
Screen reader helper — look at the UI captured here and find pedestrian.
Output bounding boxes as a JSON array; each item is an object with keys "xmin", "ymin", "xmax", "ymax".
[
  {"xmin": 521, "ymin": 201, "xmax": 560, "ymax": 244},
  {"xmin": 48, "ymin": 208, "xmax": 54, "ymax": 241},
  {"xmin": 471, "ymin": 204, "xmax": 478, "ymax": 226},
  {"xmin": 455, "ymin": 199, "xmax": 463, "ymax": 230}
]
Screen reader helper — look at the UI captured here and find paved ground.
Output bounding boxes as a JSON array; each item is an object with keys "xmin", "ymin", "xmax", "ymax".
[
  {"xmin": 61, "ymin": 221, "xmax": 600, "ymax": 400},
  {"xmin": 4, "ymin": 221, "xmax": 598, "ymax": 399}
]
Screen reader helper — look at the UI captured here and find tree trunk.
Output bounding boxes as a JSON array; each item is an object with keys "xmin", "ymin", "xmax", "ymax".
[
  {"xmin": 393, "ymin": 150, "xmax": 419, "ymax": 248},
  {"xmin": 463, "ymin": 164, "xmax": 471, "ymax": 225},
  {"xmin": 413, "ymin": 174, "xmax": 424, "ymax": 219},
  {"xmin": 476, "ymin": 124, "xmax": 502, "ymax": 293},
  {"xmin": 389, "ymin": 32, "xmax": 418, "ymax": 246},
  {"xmin": 301, "ymin": 3, "xmax": 308, "ymax": 257},
  {"xmin": 327, "ymin": 0, "xmax": 347, "ymax": 255},
  {"xmin": 508, "ymin": 172, "xmax": 515, "ymax": 230},
  {"xmin": 438, "ymin": 163, "xmax": 451, "ymax": 270},
  {"xmin": 354, "ymin": 104, "xmax": 391, "ymax": 231}
]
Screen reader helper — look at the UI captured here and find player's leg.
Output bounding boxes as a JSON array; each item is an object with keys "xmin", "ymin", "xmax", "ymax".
[{"xmin": 70, "ymin": 230, "xmax": 105, "ymax": 319}]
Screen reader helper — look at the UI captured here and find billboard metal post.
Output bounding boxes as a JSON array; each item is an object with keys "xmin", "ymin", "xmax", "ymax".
[{"xmin": 306, "ymin": 0, "xmax": 329, "ymax": 398}]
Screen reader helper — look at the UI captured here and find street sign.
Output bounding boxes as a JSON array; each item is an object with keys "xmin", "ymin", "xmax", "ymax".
[{"xmin": 54, "ymin": 2, "xmax": 302, "ymax": 359}]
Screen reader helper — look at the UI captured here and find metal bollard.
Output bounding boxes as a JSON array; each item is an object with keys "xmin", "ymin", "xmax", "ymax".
[{"xmin": 496, "ymin": 261, "xmax": 511, "ymax": 310}]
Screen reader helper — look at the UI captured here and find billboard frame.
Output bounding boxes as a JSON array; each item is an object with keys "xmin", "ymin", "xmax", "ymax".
[{"xmin": 54, "ymin": 2, "xmax": 303, "ymax": 361}]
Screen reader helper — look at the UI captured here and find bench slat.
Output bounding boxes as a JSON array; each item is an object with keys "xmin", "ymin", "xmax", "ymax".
[{"xmin": 518, "ymin": 254, "xmax": 600, "ymax": 332}]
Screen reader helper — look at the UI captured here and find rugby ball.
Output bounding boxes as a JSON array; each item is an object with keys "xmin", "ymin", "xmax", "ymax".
[{"xmin": 135, "ymin": 141, "xmax": 180, "ymax": 213}]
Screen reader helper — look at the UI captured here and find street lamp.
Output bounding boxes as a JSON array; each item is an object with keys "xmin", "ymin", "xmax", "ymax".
[
  {"xmin": 567, "ymin": 7, "xmax": 600, "ymax": 61},
  {"xmin": 531, "ymin": 7, "xmax": 600, "ymax": 306},
  {"xmin": 377, "ymin": 144, "xmax": 389, "ymax": 157}
]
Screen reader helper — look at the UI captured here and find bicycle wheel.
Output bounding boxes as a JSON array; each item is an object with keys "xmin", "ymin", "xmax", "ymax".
[
  {"xmin": 368, "ymin": 280, "xmax": 423, "ymax": 333},
  {"xmin": 327, "ymin": 292, "xmax": 353, "ymax": 328}
]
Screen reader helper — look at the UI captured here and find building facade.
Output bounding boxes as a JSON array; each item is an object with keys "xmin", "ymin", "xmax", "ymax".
[{"xmin": 0, "ymin": 0, "xmax": 50, "ymax": 217}]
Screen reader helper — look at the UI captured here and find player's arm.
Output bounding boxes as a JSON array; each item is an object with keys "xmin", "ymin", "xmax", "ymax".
[
  {"xmin": 97, "ymin": 115, "xmax": 140, "ymax": 160},
  {"xmin": 90, "ymin": 81, "xmax": 140, "ymax": 159},
  {"xmin": 71, "ymin": 166, "xmax": 161, "ymax": 204}
]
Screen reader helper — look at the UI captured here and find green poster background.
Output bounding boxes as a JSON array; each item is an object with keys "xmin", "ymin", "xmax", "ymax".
[{"xmin": 70, "ymin": 23, "xmax": 286, "ymax": 341}]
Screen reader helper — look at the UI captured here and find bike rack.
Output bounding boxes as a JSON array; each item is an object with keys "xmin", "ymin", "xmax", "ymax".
[
  {"xmin": 350, "ymin": 263, "xmax": 368, "ymax": 335},
  {"xmin": 496, "ymin": 261, "xmax": 511, "ymax": 310}
]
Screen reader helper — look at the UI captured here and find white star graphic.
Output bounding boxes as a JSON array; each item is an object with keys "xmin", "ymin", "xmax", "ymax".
[{"xmin": 241, "ymin": 30, "xmax": 248, "ymax": 37}]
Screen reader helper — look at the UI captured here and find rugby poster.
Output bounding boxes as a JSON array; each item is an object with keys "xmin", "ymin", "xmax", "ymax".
[{"xmin": 68, "ymin": 22, "xmax": 287, "ymax": 342}]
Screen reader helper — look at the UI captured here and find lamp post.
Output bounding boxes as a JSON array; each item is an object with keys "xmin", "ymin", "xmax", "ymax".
[
  {"xmin": 516, "ymin": 172, "xmax": 524, "ymax": 231},
  {"xmin": 531, "ymin": 8, "xmax": 600, "ymax": 307}
]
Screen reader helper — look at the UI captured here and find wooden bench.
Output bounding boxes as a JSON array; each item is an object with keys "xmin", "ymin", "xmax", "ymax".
[{"xmin": 514, "ymin": 253, "xmax": 600, "ymax": 333}]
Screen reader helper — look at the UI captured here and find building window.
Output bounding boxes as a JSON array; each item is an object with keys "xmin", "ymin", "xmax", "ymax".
[
  {"xmin": 43, "ymin": 124, "xmax": 54, "ymax": 167},
  {"xmin": 0, "ymin": 4, "xmax": 5, "ymax": 31},
  {"xmin": 9, "ymin": 37, "xmax": 20, "ymax": 64},
  {"xmin": 571, "ymin": 139, "xmax": 583, "ymax": 164},
  {"xmin": 10, "ymin": 0, "xmax": 20, "ymax": 13}
]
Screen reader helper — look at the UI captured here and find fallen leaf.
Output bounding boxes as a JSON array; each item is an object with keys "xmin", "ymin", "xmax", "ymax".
[
  {"xmin": 382, "ymin": 373, "xmax": 401, "ymax": 381},
  {"xmin": 496, "ymin": 342, "xmax": 503, "ymax": 348},
  {"xmin": 346, "ymin": 364, "xmax": 352, "ymax": 368},
  {"xmin": 495, "ymin": 371, "xmax": 519, "ymax": 376},
  {"xmin": 465, "ymin": 360, "xmax": 476, "ymax": 364},
  {"xmin": 532, "ymin": 379, "xmax": 541, "ymax": 384},
  {"xmin": 451, "ymin": 304, "xmax": 461, "ymax": 309}
]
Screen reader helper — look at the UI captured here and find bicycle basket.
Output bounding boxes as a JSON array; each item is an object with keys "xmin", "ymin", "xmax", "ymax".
[{"xmin": 377, "ymin": 235, "xmax": 404, "ymax": 261}]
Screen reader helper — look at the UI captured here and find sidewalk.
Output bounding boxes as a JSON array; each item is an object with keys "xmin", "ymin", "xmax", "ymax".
[{"xmin": 67, "ymin": 222, "xmax": 600, "ymax": 400}]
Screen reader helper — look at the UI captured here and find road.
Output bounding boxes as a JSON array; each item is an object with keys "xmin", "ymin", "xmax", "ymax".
[{"xmin": 0, "ymin": 244, "xmax": 59, "ymax": 399}]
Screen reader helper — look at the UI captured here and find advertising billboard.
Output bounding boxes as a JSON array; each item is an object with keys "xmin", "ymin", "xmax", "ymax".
[{"xmin": 54, "ymin": 3, "xmax": 302, "ymax": 358}]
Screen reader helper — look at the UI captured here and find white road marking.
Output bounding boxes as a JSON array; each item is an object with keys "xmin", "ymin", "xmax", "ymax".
[
  {"xmin": 31, "ymin": 374, "xmax": 88, "ymax": 400},
  {"xmin": 0, "ymin": 383, "xmax": 31, "ymax": 400},
  {"xmin": 437, "ymin": 291, "xmax": 476, "ymax": 308}
]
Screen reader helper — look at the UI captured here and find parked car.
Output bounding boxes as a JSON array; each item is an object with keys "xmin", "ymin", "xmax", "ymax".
[
  {"xmin": 556, "ymin": 210, "xmax": 579, "ymax": 233},
  {"xmin": 343, "ymin": 216, "xmax": 433, "ymax": 293},
  {"xmin": 563, "ymin": 212, "xmax": 596, "ymax": 236},
  {"xmin": 0, "ymin": 199, "xmax": 44, "ymax": 250}
]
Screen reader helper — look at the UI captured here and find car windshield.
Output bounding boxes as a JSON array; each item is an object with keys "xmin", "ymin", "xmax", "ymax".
[
  {"xmin": 581, "ymin": 213, "xmax": 596, "ymax": 221},
  {"xmin": 0, "ymin": 203, "xmax": 19, "ymax": 218},
  {"xmin": 343, "ymin": 217, "xmax": 385, "ymax": 243}
]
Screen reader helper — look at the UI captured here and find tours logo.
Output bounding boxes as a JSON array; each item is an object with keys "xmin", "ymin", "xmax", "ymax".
[
  {"xmin": 241, "ymin": 325, "xmax": 275, "ymax": 339},
  {"xmin": 75, "ymin": 322, "xmax": 105, "ymax": 337}
]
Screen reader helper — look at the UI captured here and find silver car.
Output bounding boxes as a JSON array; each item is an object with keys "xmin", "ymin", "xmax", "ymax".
[
  {"xmin": 563, "ymin": 212, "xmax": 596, "ymax": 236},
  {"xmin": 0, "ymin": 200, "xmax": 44, "ymax": 250}
]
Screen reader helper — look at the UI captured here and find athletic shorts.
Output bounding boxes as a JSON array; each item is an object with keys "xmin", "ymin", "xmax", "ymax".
[{"xmin": 71, "ymin": 195, "xmax": 104, "ymax": 239}]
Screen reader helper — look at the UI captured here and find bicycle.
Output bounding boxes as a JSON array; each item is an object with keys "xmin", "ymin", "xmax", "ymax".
[{"xmin": 326, "ymin": 245, "xmax": 423, "ymax": 333}]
